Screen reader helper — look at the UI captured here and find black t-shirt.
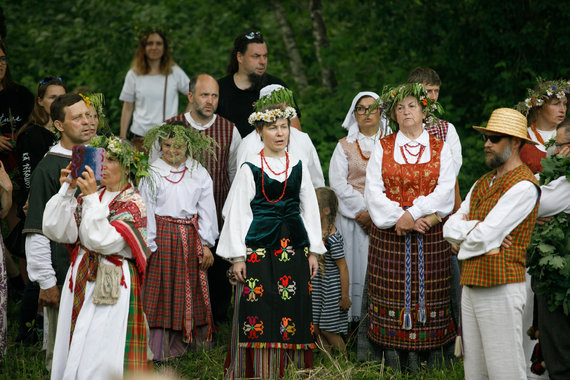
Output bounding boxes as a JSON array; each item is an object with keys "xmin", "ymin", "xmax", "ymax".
[
  {"xmin": 217, "ymin": 73, "xmax": 299, "ymax": 138},
  {"xmin": 16, "ymin": 123, "xmax": 57, "ymax": 195},
  {"xmin": 0, "ymin": 84, "xmax": 34, "ymax": 135},
  {"xmin": 0, "ymin": 84, "xmax": 34, "ymax": 171}
]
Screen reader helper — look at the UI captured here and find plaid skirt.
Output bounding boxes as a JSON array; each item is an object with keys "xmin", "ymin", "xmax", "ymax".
[
  {"xmin": 367, "ymin": 223, "xmax": 456, "ymax": 351},
  {"xmin": 143, "ymin": 215, "xmax": 212, "ymax": 342}
]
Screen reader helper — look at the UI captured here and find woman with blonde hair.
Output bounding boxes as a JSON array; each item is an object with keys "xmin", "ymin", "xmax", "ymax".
[{"xmin": 119, "ymin": 29, "xmax": 190, "ymax": 150}]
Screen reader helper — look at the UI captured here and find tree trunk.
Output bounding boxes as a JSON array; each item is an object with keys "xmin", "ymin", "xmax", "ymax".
[
  {"xmin": 271, "ymin": 0, "xmax": 308, "ymax": 91},
  {"xmin": 309, "ymin": 0, "xmax": 336, "ymax": 91}
]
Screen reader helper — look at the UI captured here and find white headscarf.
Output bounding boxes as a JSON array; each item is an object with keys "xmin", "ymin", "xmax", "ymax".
[
  {"xmin": 259, "ymin": 84, "xmax": 285, "ymax": 99},
  {"xmin": 342, "ymin": 91, "xmax": 380, "ymax": 143}
]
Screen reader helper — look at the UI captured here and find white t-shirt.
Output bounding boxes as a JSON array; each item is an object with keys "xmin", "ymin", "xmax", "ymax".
[{"xmin": 119, "ymin": 65, "xmax": 190, "ymax": 136}]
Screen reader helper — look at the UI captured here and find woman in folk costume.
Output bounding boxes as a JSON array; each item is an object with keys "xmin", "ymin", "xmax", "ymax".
[
  {"xmin": 363, "ymin": 83, "xmax": 456, "ymax": 372},
  {"xmin": 328, "ymin": 91, "xmax": 391, "ymax": 325},
  {"xmin": 139, "ymin": 123, "xmax": 218, "ymax": 360},
  {"xmin": 515, "ymin": 81, "xmax": 568, "ymax": 379},
  {"xmin": 42, "ymin": 136, "xmax": 151, "ymax": 379},
  {"xmin": 515, "ymin": 79, "xmax": 569, "ymax": 174},
  {"xmin": 218, "ymin": 104, "xmax": 326, "ymax": 379}
]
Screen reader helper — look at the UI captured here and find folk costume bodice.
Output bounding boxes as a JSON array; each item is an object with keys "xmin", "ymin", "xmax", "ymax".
[
  {"xmin": 245, "ymin": 161, "xmax": 309, "ymax": 249},
  {"xmin": 380, "ymin": 133, "xmax": 443, "ymax": 207}
]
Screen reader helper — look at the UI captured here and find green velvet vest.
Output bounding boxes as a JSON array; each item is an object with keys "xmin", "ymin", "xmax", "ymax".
[{"xmin": 244, "ymin": 161, "xmax": 309, "ymax": 249}]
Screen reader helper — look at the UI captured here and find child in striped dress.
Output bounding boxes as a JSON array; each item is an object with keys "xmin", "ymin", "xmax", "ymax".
[{"xmin": 312, "ymin": 187, "xmax": 352, "ymax": 353}]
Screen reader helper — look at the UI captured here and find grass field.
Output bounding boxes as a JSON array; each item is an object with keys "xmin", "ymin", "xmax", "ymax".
[{"xmin": 1, "ymin": 299, "xmax": 464, "ymax": 379}]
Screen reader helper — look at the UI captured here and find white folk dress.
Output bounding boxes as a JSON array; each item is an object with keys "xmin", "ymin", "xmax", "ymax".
[{"xmin": 44, "ymin": 188, "xmax": 138, "ymax": 380}]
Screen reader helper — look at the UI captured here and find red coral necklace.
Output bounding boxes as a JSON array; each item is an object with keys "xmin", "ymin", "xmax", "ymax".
[
  {"xmin": 400, "ymin": 143, "xmax": 426, "ymax": 164},
  {"xmin": 260, "ymin": 149, "xmax": 289, "ymax": 204},
  {"xmin": 164, "ymin": 167, "xmax": 187, "ymax": 184}
]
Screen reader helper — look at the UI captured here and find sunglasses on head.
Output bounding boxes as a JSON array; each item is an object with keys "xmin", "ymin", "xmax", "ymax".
[
  {"xmin": 244, "ymin": 31, "xmax": 263, "ymax": 40},
  {"xmin": 40, "ymin": 76, "xmax": 63, "ymax": 85},
  {"xmin": 482, "ymin": 134, "xmax": 507, "ymax": 144}
]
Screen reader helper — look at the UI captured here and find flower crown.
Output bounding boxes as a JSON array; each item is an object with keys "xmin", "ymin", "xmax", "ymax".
[
  {"xmin": 254, "ymin": 87, "xmax": 297, "ymax": 111},
  {"xmin": 371, "ymin": 83, "xmax": 444, "ymax": 132},
  {"xmin": 90, "ymin": 135, "xmax": 150, "ymax": 182},
  {"xmin": 248, "ymin": 106, "xmax": 297, "ymax": 126},
  {"xmin": 143, "ymin": 123, "xmax": 218, "ymax": 169},
  {"xmin": 515, "ymin": 79, "xmax": 570, "ymax": 116}
]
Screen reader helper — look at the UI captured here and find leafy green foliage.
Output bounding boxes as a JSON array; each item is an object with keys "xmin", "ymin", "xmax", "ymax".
[
  {"xmin": 4, "ymin": 1, "xmax": 570, "ymax": 194},
  {"xmin": 527, "ymin": 212, "xmax": 570, "ymax": 315},
  {"xmin": 540, "ymin": 154, "xmax": 570, "ymax": 186}
]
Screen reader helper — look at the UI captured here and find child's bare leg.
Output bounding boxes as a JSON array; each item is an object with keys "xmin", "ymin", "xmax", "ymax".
[{"xmin": 320, "ymin": 330, "xmax": 346, "ymax": 354}]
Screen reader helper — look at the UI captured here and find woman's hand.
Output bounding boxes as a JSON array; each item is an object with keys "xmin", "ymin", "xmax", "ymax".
[
  {"xmin": 355, "ymin": 210, "xmax": 372, "ymax": 233},
  {"xmin": 338, "ymin": 296, "xmax": 352, "ymax": 311},
  {"xmin": 395, "ymin": 211, "xmax": 414, "ymax": 236},
  {"xmin": 308, "ymin": 253, "xmax": 319, "ymax": 279},
  {"xmin": 59, "ymin": 163, "xmax": 77, "ymax": 189},
  {"xmin": 76, "ymin": 166, "xmax": 98, "ymax": 196},
  {"xmin": 413, "ymin": 217, "xmax": 431, "ymax": 234},
  {"xmin": 200, "ymin": 245, "xmax": 214, "ymax": 270},
  {"xmin": 233, "ymin": 261, "xmax": 247, "ymax": 283},
  {"xmin": 0, "ymin": 136, "xmax": 13, "ymax": 152}
]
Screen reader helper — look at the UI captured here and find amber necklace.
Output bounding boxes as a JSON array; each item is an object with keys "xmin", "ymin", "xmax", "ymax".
[
  {"xmin": 529, "ymin": 123, "xmax": 546, "ymax": 146},
  {"xmin": 260, "ymin": 149, "xmax": 289, "ymax": 204}
]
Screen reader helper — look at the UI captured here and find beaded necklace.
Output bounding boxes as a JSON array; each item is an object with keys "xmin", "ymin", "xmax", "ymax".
[
  {"xmin": 260, "ymin": 149, "xmax": 289, "ymax": 204},
  {"xmin": 164, "ymin": 167, "xmax": 187, "ymax": 184},
  {"xmin": 400, "ymin": 143, "xmax": 426, "ymax": 165}
]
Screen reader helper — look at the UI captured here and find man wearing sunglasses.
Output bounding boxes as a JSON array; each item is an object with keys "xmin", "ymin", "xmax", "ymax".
[
  {"xmin": 217, "ymin": 30, "xmax": 299, "ymax": 138},
  {"xmin": 443, "ymin": 108, "xmax": 541, "ymax": 379}
]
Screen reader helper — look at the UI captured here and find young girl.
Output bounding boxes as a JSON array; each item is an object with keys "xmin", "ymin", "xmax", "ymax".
[
  {"xmin": 312, "ymin": 187, "xmax": 351, "ymax": 353},
  {"xmin": 140, "ymin": 123, "xmax": 218, "ymax": 360}
]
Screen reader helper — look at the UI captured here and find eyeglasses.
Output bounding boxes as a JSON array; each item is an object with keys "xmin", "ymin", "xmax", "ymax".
[
  {"xmin": 0, "ymin": 56, "xmax": 7, "ymax": 63},
  {"xmin": 481, "ymin": 134, "xmax": 507, "ymax": 144},
  {"xmin": 244, "ymin": 31, "xmax": 263, "ymax": 40},
  {"xmin": 355, "ymin": 106, "xmax": 379, "ymax": 115},
  {"xmin": 554, "ymin": 141, "xmax": 570, "ymax": 148},
  {"xmin": 40, "ymin": 76, "xmax": 63, "ymax": 85}
]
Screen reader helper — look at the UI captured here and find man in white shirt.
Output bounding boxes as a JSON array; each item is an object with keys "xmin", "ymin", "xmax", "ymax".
[
  {"xmin": 165, "ymin": 73, "xmax": 241, "ymax": 325},
  {"xmin": 528, "ymin": 119, "xmax": 570, "ymax": 379},
  {"xmin": 443, "ymin": 108, "xmax": 541, "ymax": 379},
  {"xmin": 23, "ymin": 93, "xmax": 91, "ymax": 370}
]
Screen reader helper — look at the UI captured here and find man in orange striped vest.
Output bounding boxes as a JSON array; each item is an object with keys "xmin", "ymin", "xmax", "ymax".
[{"xmin": 443, "ymin": 108, "xmax": 540, "ymax": 379}]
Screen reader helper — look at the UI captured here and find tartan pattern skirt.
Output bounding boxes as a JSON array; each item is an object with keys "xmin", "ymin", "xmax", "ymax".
[
  {"xmin": 367, "ymin": 223, "xmax": 456, "ymax": 351},
  {"xmin": 143, "ymin": 215, "xmax": 212, "ymax": 340}
]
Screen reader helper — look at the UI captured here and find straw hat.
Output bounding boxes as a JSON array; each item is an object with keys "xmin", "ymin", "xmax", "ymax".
[{"xmin": 473, "ymin": 108, "xmax": 537, "ymax": 145}]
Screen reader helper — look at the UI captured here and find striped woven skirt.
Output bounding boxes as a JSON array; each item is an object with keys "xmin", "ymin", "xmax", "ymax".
[
  {"xmin": 366, "ymin": 223, "xmax": 456, "ymax": 351},
  {"xmin": 142, "ymin": 215, "xmax": 213, "ymax": 359}
]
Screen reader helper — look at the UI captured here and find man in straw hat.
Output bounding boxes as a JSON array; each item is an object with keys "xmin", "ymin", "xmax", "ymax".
[{"xmin": 443, "ymin": 108, "xmax": 541, "ymax": 379}]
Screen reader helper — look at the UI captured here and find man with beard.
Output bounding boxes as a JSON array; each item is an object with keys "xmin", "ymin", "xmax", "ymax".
[
  {"xmin": 165, "ymin": 73, "xmax": 241, "ymax": 325},
  {"xmin": 443, "ymin": 108, "xmax": 541, "ymax": 379},
  {"xmin": 23, "ymin": 93, "xmax": 91, "ymax": 371},
  {"xmin": 217, "ymin": 30, "xmax": 299, "ymax": 137}
]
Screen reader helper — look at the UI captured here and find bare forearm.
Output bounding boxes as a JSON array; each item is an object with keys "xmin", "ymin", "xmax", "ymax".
[
  {"xmin": 337, "ymin": 259, "xmax": 350, "ymax": 298},
  {"xmin": 120, "ymin": 102, "xmax": 134, "ymax": 139}
]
